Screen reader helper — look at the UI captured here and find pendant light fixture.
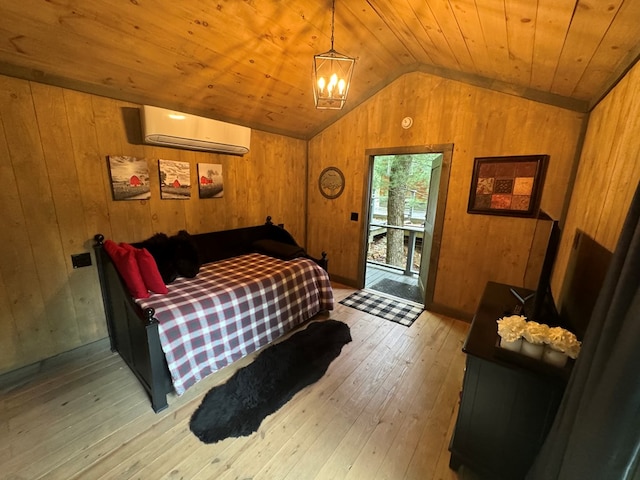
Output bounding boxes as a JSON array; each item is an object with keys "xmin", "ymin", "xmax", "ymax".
[{"xmin": 313, "ymin": 0, "xmax": 355, "ymax": 110}]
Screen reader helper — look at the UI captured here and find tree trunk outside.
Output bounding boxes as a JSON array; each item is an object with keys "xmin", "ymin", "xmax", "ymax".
[{"xmin": 386, "ymin": 155, "xmax": 412, "ymax": 267}]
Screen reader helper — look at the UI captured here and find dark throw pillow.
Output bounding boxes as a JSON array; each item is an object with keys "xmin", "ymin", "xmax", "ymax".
[
  {"xmin": 170, "ymin": 230, "xmax": 201, "ymax": 278},
  {"xmin": 252, "ymin": 239, "xmax": 305, "ymax": 260},
  {"xmin": 139, "ymin": 233, "xmax": 178, "ymax": 284}
]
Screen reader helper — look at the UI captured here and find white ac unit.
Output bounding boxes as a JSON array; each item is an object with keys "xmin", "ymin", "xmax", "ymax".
[{"xmin": 141, "ymin": 105, "xmax": 251, "ymax": 155}]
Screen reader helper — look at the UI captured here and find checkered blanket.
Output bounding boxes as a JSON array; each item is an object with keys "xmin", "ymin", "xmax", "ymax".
[{"xmin": 136, "ymin": 253, "xmax": 334, "ymax": 395}]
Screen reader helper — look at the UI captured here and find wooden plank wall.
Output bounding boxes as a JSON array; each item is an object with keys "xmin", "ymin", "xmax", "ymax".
[
  {"xmin": 0, "ymin": 75, "xmax": 307, "ymax": 374},
  {"xmin": 3, "ymin": 61, "xmax": 636, "ymax": 375},
  {"xmin": 307, "ymin": 71, "xmax": 585, "ymax": 317},
  {"xmin": 552, "ymin": 61, "xmax": 640, "ymax": 300}
]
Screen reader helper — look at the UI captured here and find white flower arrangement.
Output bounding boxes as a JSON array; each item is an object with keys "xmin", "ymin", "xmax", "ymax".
[
  {"xmin": 496, "ymin": 315, "xmax": 527, "ymax": 342},
  {"xmin": 496, "ymin": 316, "xmax": 582, "ymax": 359},
  {"xmin": 546, "ymin": 326, "xmax": 581, "ymax": 359},
  {"xmin": 521, "ymin": 321, "xmax": 550, "ymax": 345}
]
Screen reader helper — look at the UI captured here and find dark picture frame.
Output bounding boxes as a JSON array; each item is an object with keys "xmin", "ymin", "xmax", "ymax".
[
  {"xmin": 467, "ymin": 154, "xmax": 549, "ymax": 217},
  {"xmin": 318, "ymin": 166, "xmax": 345, "ymax": 199}
]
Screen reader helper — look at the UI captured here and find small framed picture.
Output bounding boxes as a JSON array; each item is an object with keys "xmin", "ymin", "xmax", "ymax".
[
  {"xmin": 107, "ymin": 155, "xmax": 151, "ymax": 201},
  {"xmin": 158, "ymin": 159, "xmax": 191, "ymax": 199},
  {"xmin": 318, "ymin": 166, "xmax": 345, "ymax": 199},
  {"xmin": 197, "ymin": 163, "xmax": 224, "ymax": 198},
  {"xmin": 467, "ymin": 155, "xmax": 548, "ymax": 217}
]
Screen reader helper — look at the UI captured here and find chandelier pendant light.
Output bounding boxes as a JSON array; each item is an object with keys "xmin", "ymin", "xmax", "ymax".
[{"xmin": 313, "ymin": 0, "xmax": 355, "ymax": 110}]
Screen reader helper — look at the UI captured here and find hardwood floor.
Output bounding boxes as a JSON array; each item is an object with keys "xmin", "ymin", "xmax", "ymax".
[{"xmin": 1, "ymin": 284, "xmax": 479, "ymax": 480}]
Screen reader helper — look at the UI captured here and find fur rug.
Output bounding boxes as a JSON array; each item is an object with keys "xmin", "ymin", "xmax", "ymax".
[{"xmin": 189, "ymin": 319, "xmax": 352, "ymax": 444}]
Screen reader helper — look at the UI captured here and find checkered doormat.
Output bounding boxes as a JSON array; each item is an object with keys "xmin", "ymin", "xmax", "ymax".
[{"xmin": 339, "ymin": 290, "xmax": 423, "ymax": 327}]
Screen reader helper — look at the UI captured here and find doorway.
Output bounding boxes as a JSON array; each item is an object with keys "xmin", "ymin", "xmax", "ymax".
[{"xmin": 360, "ymin": 145, "xmax": 452, "ymax": 309}]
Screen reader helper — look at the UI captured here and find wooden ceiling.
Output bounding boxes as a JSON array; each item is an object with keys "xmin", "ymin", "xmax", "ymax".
[{"xmin": 1, "ymin": 0, "xmax": 639, "ymax": 139}]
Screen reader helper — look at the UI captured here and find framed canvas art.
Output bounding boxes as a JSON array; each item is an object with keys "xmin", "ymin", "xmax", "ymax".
[
  {"xmin": 107, "ymin": 155, "xmax": 151, "ymax": 201},
  {"xmin": 197, "ymin": 163, "xmax": 224, "ymax": 198},
  {"xmin": 158, "ymin": 159, "xmax": 191, "ymax": 199},
  {"xmin": 467, "ymin": 155, "xmax": 548, "ymax": 217}
]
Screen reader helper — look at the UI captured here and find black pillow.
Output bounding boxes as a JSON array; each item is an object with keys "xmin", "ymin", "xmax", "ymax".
[
  {"xmin": 170, "ymin": 230, "xmax": 201, "ymax": 278},
  {"xmin": 139, "ymin": 230, "xmax": 201, "ymax": 283},
  {"xmin": 139, "ymin": 233, "xmax": 178, "ymax": 284},
  {"xmin": 252, "ymin": 239, "xmax": 305, "ymax": 260}
]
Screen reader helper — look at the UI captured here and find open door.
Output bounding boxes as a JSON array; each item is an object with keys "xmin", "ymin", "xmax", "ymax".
[
  {"xmin": 360, "ymin": 145, "xmax": 452, "ymax": 309},
  {"xmin": 418, "ymin": 156, "xmax": 442, "ymax": 302}
]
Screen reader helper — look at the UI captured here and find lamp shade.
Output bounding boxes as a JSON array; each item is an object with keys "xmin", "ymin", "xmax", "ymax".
[{"xmin": 313, "ymin": 49, "xmax": 355, "ymax": 110}]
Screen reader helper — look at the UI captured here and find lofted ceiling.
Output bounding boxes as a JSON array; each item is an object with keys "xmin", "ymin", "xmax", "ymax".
[{"xmin": 0, "ymin": 0, "xmax": 639, "ymax": 140}]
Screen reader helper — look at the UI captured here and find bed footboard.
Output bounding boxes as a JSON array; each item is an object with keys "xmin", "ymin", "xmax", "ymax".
[{"xmin": 94, "ymin": 234, "xmax": 172, "ymax": 412}]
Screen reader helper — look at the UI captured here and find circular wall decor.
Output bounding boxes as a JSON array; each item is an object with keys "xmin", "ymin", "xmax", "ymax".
[
  {"xmin": 401, "ymin": 116, "xmax": 413, "ymax": 129},
  {"xmin": 318, "ymin": 166, "xmax": 345, "ymax": 199}
]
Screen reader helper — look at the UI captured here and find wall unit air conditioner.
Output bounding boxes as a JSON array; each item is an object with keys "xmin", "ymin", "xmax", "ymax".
[{"xmin": 141, "ymin": 105, "xmax": 251, "ymax": 155}]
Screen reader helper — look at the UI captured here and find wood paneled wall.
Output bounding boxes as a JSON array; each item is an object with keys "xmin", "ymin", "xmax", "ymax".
[
  {"xmin": 0, "ymin": 75, "xmax": 307, "ymax": 374},
  {"xmin": 3, "ymin": 60, "xmax": 636, "ymax": 374},
  {"xmin": 307, "ymin": 71, "xmax": 585, "ymax": 317},
  {"xmin": 552, "ymin": 61, "xmax": 640, "ymax": 301}
]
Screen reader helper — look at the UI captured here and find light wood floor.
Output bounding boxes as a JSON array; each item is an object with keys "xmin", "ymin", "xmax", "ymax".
[{"xmin": 1, "ymin": 284, "xmax": 480, "ymax": 480}]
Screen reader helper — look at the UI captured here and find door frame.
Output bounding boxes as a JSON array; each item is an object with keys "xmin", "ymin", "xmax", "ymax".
[{"xmin": 358, "ymin": 144, "xmax": 453, "ymax": 309}]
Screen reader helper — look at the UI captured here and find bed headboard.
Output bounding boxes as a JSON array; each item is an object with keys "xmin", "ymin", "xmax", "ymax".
[{"xmin": 190, "ymin": 220, "xmax": 299, "ymax": 264}]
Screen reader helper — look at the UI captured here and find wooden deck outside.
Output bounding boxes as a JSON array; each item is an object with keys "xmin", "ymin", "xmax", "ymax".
[{"xmin": 365, "ymin": 262, "xmax": 423, "ymax": 305}]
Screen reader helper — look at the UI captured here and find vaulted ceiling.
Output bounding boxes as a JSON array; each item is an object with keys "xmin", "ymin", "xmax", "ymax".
[{"xmin": 1, "ymin": 0, "xmax": 639, "ymax": 139}]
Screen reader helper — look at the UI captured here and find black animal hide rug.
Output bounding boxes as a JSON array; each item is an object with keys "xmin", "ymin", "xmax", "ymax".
[{"xmin": 189, "ymin": 319, "xmax": 352, "ymax": 444}]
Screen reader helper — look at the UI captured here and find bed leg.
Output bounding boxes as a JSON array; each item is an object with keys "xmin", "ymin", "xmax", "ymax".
[
  {"xmin": 145, "ymin": 309, "xmax": 170, "ymax": 413},
  {"xmin": 151, "ymin": 395, "xmax": 168, "ymax": 413}
]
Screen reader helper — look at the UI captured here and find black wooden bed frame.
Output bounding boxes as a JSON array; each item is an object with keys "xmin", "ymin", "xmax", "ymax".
[{"xmin": 93, "ymin": 217, "xmax": 327, "ymax": 412}]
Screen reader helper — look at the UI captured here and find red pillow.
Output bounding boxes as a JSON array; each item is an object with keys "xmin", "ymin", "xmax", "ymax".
[
  {"xmin": 103, "ymin": 240, "xmax": 149, "ymax": 299},
  {"xmin": 121, "ymin": 243, "xmax": 169, "ymax": 295}
]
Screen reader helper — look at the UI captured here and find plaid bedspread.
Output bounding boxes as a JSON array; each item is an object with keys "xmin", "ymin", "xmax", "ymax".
[{"xmin": 136, "ymin": 253, "xmax": 334, "ymax": 395}]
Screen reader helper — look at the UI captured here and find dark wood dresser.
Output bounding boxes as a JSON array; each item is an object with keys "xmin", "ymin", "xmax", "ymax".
[{"xmin": 448, "ymin": 281, "xmax": 572, "ymax": 479}]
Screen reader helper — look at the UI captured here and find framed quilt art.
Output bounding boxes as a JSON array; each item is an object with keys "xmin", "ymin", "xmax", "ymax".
[{"xmin": 467, "ymin": 155, "xmax": 548, "ymax": 217}]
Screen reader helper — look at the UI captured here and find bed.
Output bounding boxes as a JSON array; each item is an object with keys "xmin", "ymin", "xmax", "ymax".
[{"xmin": 94, "ymin": 218, "xmax": 333, "ymax": 412}]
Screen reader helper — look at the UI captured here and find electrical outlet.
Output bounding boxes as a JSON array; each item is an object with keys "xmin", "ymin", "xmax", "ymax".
[{"xmin": 71, "ymin": 252, "xmax": 92, "ymax": 269}]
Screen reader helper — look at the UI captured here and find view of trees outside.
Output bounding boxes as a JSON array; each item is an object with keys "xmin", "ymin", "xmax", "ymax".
[{"xmin": 368, "ymin": 153, "xmax": 440, "ymax": 270}]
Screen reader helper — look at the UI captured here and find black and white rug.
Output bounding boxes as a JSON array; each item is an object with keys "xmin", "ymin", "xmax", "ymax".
[{"xmin": 339, "ymin": 290, "xmax": 423, "ymax": 327}]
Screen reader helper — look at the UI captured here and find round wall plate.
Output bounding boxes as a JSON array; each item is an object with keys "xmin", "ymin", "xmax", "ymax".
[{"xmin": 318, "ymin": 166, "xmax": 345, "ymax": 199}]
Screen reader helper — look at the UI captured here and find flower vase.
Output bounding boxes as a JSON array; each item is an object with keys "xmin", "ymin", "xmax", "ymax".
[
  {"xmin": 499, "ymin": 337, "xmax": 523, "ymax": 353},
  {"xmin": 542, "ymin": 346, "xmax": 568, "ymax": 367},
  {"xmin": 520, "ymin": 340, "xmax": 544, "ymax": 359}
]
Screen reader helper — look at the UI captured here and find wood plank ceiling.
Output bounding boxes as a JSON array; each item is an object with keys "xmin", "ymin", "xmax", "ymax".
[{"xmin": 0, "ymin": 0, "xmax": 638, "ymax": 139}]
